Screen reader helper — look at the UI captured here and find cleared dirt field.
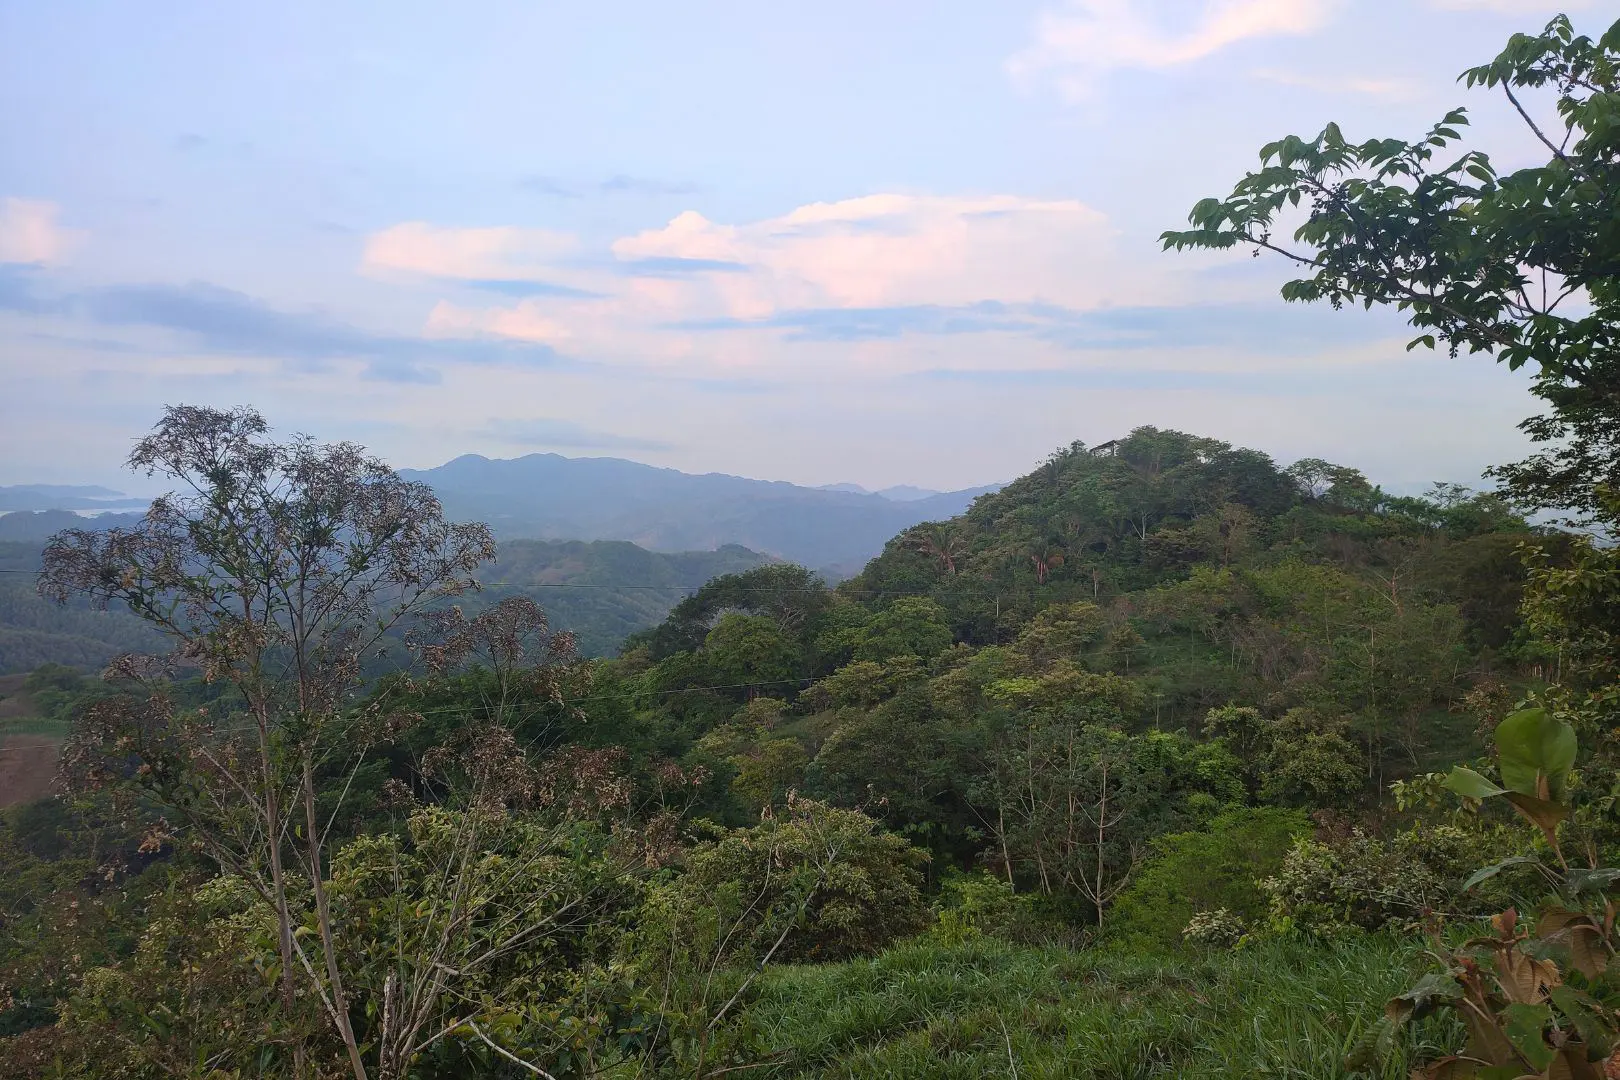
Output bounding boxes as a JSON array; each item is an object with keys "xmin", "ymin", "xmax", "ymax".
[{"xmin": 0, "ymin": 673, "xmax": 61, "ymax": 808}]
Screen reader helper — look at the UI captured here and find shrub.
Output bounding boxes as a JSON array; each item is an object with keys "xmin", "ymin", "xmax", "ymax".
[
  {"xmin": 1183, "ymin": 908, "xmax": 1246, "ymax": 948},
  {"xmin": 930, "ymin": 870, "xmax": 1058, "ymax": 947},
  {"xmin": 1106, "ymin": 807, "xmax": 1307, "ymax": 949},
  {"xmin": 636, "ymin": 796, "xmax": 929, "ymax": 968},
  {"xmin": 1261, "ymin": 824, "xmax": 1521, "ymax": 936}
]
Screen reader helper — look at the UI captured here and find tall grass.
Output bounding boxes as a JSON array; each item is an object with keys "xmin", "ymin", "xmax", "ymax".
[{"xmin": 721, "ymin": 935, "xmax": 1458, "ymax": 1078}]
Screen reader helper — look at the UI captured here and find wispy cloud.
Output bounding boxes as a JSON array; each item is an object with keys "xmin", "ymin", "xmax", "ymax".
[
  {"xmin": 362, "ymin": 221, "xmax": 578, "ymax": 280},
  {"xmin": 616, "ymin": 256, "xmax": 750, "ymax": 277},
  {"xmin": 1251, "ymin": 67, "xmax": 1419, "ymax": 101},
  {"xmin": 678, "ymin": 299, "xmax": 1405, "ymax": 352},
  {"xmin": 1010, "ymin": 0, "xmax": 1339, "ymax": 100},
  {"xmin": 606, "ymin": 194, "xmax": 1121, "ymax": 312},
  {"xmin": 396, "ymin": 191, "xmax": 1227, "ymax": 374},
  {"xmin": 598, "ymin": 175, "xmax": 701, "ymax": 196},
  {"xmin": 516, "ymin": 175, "xmax": 703, "ymax": 198},
  {"xmin": 517, "ymin": 175, "xmax": 581, "ymax": 198},
  {"xmin": 0, "ymin": 274, "xmax": 569, "ymax": 382},
  {"xmin": 458, "ymin": 278, "xmax": 602, "ymax": 298},
  {"xmin": 0, "ymin": 198, "xmax": 85, "ymax": 265}
]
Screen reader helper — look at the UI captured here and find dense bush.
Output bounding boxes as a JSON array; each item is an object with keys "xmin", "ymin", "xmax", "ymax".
[
  {"xmin": 1261, "ymin": 824, "xmax": 1525, "ymax": 936},
  {"xmin": 635, "ymin": 796, "xmax": 929, "ymax": 968},
  {"xmin": 1106, "ymin": 807, "xmax": 1307, "ymax": 949},
  {"xmin": 927, "ymin": 871, "xmax": 1063, "ymax": 947}
]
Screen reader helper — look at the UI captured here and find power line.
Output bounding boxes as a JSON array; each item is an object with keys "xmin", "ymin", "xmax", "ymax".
[
  {"xmin": 399, "ymin": 676, "xmax": 820, "ymax": 720},
  {"xmin": 0, "ymin": 568, "xmax": 880, "ymax": 596},
  {"xmin": 0, "ymin": 677, "xmax": 823, "ymax": 749}
]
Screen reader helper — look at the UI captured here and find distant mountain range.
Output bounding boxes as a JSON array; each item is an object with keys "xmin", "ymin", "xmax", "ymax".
[
  {"xmin": 1, "ymin": 454, "xmax": 1002, "ymax": 574},
  {"xmin": 0, "ymin": 484, "xmax": 150, "ymax": 512},
  {"xmin": 816, "ymin": 482, "xmax": 948, "ymax": 502},
  {"xmin": 0, "ymin": 510, "xmax": 147, "ymax": 542},
  {"xmin": 399, "ymin": 454, "xmax": 1000, "ymax": 574}
]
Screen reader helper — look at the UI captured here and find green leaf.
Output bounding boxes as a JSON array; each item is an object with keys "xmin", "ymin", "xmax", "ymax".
[
  {"xmin": 1463, "ymin": 856, "xmax": 1542, "ymax": 892},
  {"xmin": 1445, "ymin": 766, "xmax": 1507, "ymax": 800},
  {"xmin": 1501, "ymin": 1002, "xmax": 1555, "ymax": 1070},
  {"xmin": 1549, "ymin": 985, "xmax": 1617, "ymax": 1055},
  {"xmin": 1495, "ymin": 708, "xmax": 1576, "ymax": 801},
  {"xmin": 1564, "ymin": 868, "xmax": 1620, "ymax": 896}
]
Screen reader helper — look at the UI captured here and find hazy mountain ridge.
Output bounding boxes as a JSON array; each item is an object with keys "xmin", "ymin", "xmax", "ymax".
[
  {"xmin": 0, "ymin": 510, "xmax": 148, "ymax": 542},
  {"xmin": 0, "ymin": 452, "xmax": 1004, "ymax": 577},
  {"xmin": 401, "ymin": 452, "xmax": 1001, "ymax": 573},
  {"xmin": 0, "ymin": 485, "xmax": 150, "ymax": 512}
]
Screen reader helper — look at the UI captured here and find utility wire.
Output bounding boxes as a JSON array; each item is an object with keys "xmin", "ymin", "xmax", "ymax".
[
  {"xmin": 0, "ymin": 567, "xmax": 887, "ymax": 596},
  {"xmin": 394, "ymin": 675, "xmax": 821, "ymax": 722},
  {"xmin": 0, "ymin": 677, "xmax": 825, "ymax": 751}
]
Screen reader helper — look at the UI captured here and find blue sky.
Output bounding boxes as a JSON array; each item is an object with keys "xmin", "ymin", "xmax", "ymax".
[{"xmin": 0, "ymin": 0, "xmax": 1596, "ymax": 493}]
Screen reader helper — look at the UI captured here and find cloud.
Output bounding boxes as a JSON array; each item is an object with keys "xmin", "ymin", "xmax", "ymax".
[
  {"xmin": 0, "ymin": 274, "xmax": 567, "ymax": 381},
  {"xmin": 399, "ymin": 191, "xmax": 1276, "ymax": 381},
  {"xmin": 1010, "ymin": 0, "xmax": 1339, "ymax": 99},
  {"xmin": 0, "ymin": 198, "xmax": 85, "ymax": 265},
  {"xmin": 406, "ymin": 192, "xmax": 1160, "ymax": 372},
  {"xmin": 616, "ymin": 257, "xmax": 750, "ymax": 277},
  {"xmin": 608, "ymin": 194, "xmax": 1120, "ymax": 312},
  {"xmin": 362, "ymin": 221, "xmax": 578, "ymax": 280},
  {"xmin": 678, "ymin": 299, "xmax": 1406, "ymax": 351},
  {"xmin": 484, "ymin": 417, "xmax": 673, "ymax": 452},
  {"xmin": 598, "ymin": 175, "xmax": 701, "ymax": 196},
  {"xmin": 459, "ymin": 278, "xmax": 601, "ymax": 298},
  {"xmin": 517, "ymin": 176, "xmax": 581, "ymax": 198},
  {"xmin": 426, "ymin": 300, "xmax": 574, "ymax": 346},
  {"xmin": 515, "ymin": 175, "xmax": 702, "ymax": 198},
  {"xmin": 1251, "ymin": 68, "xmax": 1419, "ymax": 101}
]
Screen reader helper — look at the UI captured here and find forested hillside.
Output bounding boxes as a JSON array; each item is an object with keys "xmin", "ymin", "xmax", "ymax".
[
  {"xmin": 4, "ymin": 16, "xmax": 1619, "ymax": 1078},
  {"xmin": 0, "ymin": 537, "xmax": 770, "ymax": 672},
  {"xmin": 0, "ymin": 511, "xmax": 145, "ymax": 543},
  {"xmin": 599, "ymin": 426, "xmax": 1545, "ymax": 868},
  {"xmin": 0, "ymin": 543, "xmax": 165, "ymax": 673},
  {"xmin": 478, "ymin": 539, "xmax": 770, "ymax": 657}
]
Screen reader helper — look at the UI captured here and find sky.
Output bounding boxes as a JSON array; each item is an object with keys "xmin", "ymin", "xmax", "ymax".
[{"xmin": 0, "ymin": 0, "xmax": 1599, "ymax": 494}]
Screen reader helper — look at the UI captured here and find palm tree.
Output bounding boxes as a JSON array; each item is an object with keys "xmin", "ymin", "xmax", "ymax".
[
  {"xmin": 908, "ymin": 523, "xmax": 969, "ymax": 575},
  {"xmin": 1029, "ymin": 544, "xmax": 1065, "ymax": 585}
]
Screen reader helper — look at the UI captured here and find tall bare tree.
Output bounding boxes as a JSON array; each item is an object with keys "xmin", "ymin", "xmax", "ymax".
[{"xmin": 40, "ymin": 405, "xmax": 496, "ymax": 1078}]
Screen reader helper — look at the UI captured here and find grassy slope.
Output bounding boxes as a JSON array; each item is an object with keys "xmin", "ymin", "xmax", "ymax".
[{"xmin": 726, "ymin": 936, "xmax": 1457, "ymax": 1078}]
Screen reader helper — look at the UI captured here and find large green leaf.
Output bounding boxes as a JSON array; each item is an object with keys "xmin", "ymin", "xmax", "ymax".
[
  {"xmin": 1462, "ymin": 856, "xmax": 1541, "ymax": 893},
  {"xmin": 1565, "ymin": 868, "xmax": 1620, "ymax": 896},
  {"xmin": 1501, "ymin": 1002, "xmax": 1555, "ymax": 1071},
  {"xmin": 1549, "ymin": 985, "xmax": 1618, "ymax": 1056},
  {"xmin": 1495, "ymin": 709, "xmax": 1576, "ymax": 802},
  {"xmin": 1444, "ymin": 766, "xmax": 1506, "ymax": 800}
]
